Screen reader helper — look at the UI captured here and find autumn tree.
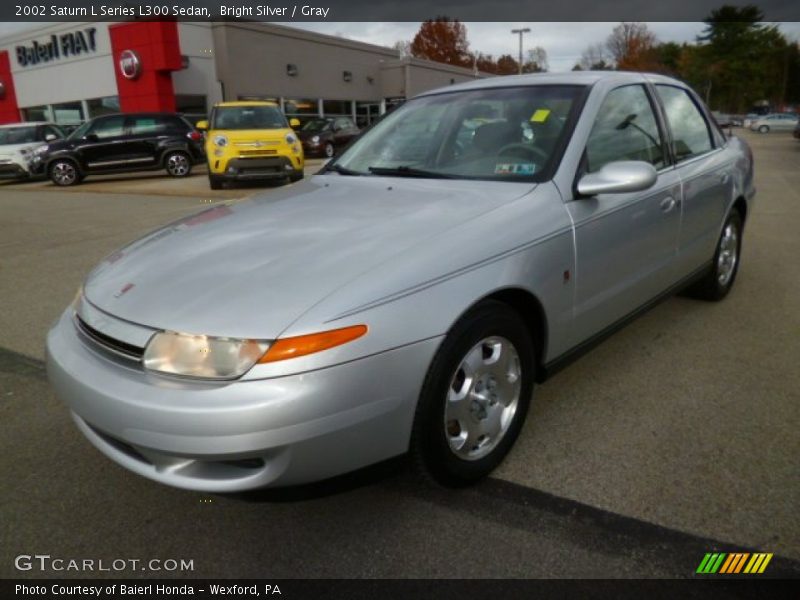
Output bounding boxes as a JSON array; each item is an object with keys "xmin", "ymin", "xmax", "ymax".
[
  {"xmin": 606, "ymin": 22, "xmax": 658, "ymax": 71},
  {"xmin": 579, "ymin": 42, "xmax": 613, "ymax": 70},
  {"xmin": 494, "ymin": 54, "xmax": 520, "ymax": 75},
  {"xmin": 522, "ymin": 46, "xmax": 549, "ymax": 73},
  {"xmin": 410, "ymin": 17, "xmax": 472, "ymax": 68}
]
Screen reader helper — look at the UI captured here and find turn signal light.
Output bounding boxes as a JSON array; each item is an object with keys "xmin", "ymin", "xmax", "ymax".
[{"xmin": 258, "ymin": 325, "xmax": 368, "ymax": 363}]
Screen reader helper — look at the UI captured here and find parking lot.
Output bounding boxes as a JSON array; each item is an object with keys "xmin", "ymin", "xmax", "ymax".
[{"xmin": 1, "ymin": 130, "xmax": 798, "ymax": 578}]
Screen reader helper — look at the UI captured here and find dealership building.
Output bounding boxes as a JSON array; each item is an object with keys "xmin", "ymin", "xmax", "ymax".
[{"xmin": 0, "ymin": 21, "xmax": 483, "ymax": 128}]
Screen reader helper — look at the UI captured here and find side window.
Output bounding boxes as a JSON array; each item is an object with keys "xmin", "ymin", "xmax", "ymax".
[
  {"xmin": 585, "ymin": 85, "xmax": 665, "ymax": 173},
  {"xmin": 334, "ymin": 118, "xmax": 352, "ymax": 130},
  {"xmin": 88, "ymin": 117, "xmax": 125, "ymax": 140},
  {"xmin": 130, "ymin": 117, "xmax": 167, "ymax": 136},
  {"xmin": 656, "ymin": 85, "xmax": 714, "ymax": 161},
  {"xmin": 43, "ymin": 125, "xmax": 64, "ymax": 140}
]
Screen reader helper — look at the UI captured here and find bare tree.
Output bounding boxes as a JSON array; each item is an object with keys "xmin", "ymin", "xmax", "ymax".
[
  {"xmin": 579, "ymin": 42, "xmax": 612, "ymax": 70},
  {"xmin": 393, "ymin": 40, "xmax": 412, "ymax": 59},
  {"xmin": 524, "ymin": 46, "xmax": 549, "ymax": 72}
]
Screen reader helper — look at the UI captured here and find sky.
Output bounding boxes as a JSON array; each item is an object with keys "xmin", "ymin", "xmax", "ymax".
[{"xmin": 1, "ymin": 21, "xmax": 799, "ymax": 72}]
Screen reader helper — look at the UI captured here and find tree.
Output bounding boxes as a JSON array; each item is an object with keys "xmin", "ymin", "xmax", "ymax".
[
  {"xmin": 579, "ymin": 42, "xmax": 613, "ymax": 70},
  {"xmin": 495, "ymin": 54, "xmax": 520, "ymax": 75},
  {"xmin": 523, "ymin": 46, "xmax": 548, "ymax": 73},
  {"xmin": 410, "ymin": 17, "xmax": 472, "ymax": 68},
  {"xmin": 393, "ymin": 40, "xmax": 412, "ymax": 59},
  {"xmin": 606, "ymin": 22, "xmax": 658, "ymax": 71}
]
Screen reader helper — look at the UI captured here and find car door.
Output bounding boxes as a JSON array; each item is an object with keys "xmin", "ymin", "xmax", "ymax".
[
  {"xmin": 123, "ymin": 115, "xmax": 167, "ymax": 169},
  {"xmin": 654, "ymin": 84, "xmax": 734, "ymax": 275},
  {"xmin": 332, "ymin": 118, "xmax": 358, "ymax": 147},
  {"xmin": 567, "ymin": 83, "xmax": 683, "ymax": 343},
  {"xmin": 78, "ymin": 116, "xmax": 128, "ymax": 171}
]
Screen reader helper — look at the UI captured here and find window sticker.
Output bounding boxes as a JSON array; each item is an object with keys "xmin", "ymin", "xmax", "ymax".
[
  {"xmin": 494, "ymin": 163, "xmax": 536, "ymax": 175},
  {"xmin": 530, "ymin": 109, "xmax": 551, "ymax": 123}
]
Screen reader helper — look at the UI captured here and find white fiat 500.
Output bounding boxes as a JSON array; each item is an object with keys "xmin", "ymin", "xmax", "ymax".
[{"xmin": 47, "ymin": 72, "xmax": 754, "ymax": 491}]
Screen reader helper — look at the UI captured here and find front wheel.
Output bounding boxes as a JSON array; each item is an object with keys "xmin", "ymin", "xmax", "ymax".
[
  {"xmin": 324, "ymin": 143, "xmax": 335, "ymax": 158},
  {"xmin": 758, "ymin": 125, "xmax": 769, "ymax": 133},
  {"xmin": 49, "ymin": 159, "xmax": 81, "ymax": 186},
  {"xmin": 165, "ymin": 151, "xmax": 192, "ymax": 177},
  {"xmin": 410, "ymin": 301, "xmax": 534, "ymax": 486},
  {"xmin": 208, "ymin": 174, "xmax": 224, "ymax": 190},
  {"xmin": 685, "ymin": 211, "xmax": 743, "ymax": 301}
]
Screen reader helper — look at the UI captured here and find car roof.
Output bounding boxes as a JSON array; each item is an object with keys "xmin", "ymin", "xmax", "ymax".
[
  {"xmin": 214, "ymin": 101, "xmax": 280, "ymax": 108},
  {"xmin": 415, "ymin": 70, "xmax": 690, "ymax": 98}
]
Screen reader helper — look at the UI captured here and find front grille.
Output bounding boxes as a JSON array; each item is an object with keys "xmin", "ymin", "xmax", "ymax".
[
  {"xmin": 75, "ymin": 316, "xmax": 144, "ymax": 361},
  {"xmin": 239, "ymin": 149, "xmax": 278, "ymax": 157}
]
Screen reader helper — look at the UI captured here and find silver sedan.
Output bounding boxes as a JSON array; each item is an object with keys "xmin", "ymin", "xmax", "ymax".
[{"xmin": 47, "ymin": 72, "xmax": 755, "ymax": 491}]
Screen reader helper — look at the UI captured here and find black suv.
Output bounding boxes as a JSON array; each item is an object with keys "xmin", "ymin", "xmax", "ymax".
[{"xmin": 43, "ymin": 113, "xmax": 205, "ymax": 186}]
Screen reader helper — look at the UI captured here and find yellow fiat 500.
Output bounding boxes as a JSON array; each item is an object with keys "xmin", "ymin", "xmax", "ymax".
[{"xmin": 197, "ymin": 101, "xmax": 304, "ymax": 189}]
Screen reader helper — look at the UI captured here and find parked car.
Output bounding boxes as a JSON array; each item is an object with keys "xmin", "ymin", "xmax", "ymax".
[
  {"xmin": 794, "ymin": 122, "xmax": 800, "ymax": 140},
  {"xmin": 42, "ymin": 113, "xmax": 204, "ymax": 186},
  {"xmin": 197, "ymin": 101, "xmax": 304, "ymax": 189},
  {"xmin": 711, "ymin": 111, "xmax": 733, "ymax": 128},
  {"xmin": 47, "ymin": 72, "xmax": 754, "ymax": 491},
  {"xmin": 741, "ymin": 113, "xmax": 761, "ymax": 128},
  {"xmin": 0, "ymin": 122, "xmax": 65, "ymax": 181},
  {"xmin": 296, "ymin": 117, "xmax": 361, "ymax": 158},
  {"xmin": 749, "ymin": 113, "xmax": 799, "ymax": 133}
]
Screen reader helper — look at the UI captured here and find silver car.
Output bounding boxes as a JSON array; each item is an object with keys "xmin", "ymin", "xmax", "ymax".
[
  {"xmin": 47, "ymin": 72, "xmax": 755, "ymax": 492},
  {"xmin": 749, "ymin": 113, "xmax": 799, "ymax": 133}
]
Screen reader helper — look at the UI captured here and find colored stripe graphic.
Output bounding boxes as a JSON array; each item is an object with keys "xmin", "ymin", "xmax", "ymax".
[{"xmin": 697, "ymin": 552, "xmax": 773, "ymax": 574}]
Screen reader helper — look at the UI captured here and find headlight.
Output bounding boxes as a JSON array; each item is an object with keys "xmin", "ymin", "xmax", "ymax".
[
  {"xmin": 285, "ymin": 133, "xmax": 297, "ymax": 144},
  {"xmin": 311, "ymin": 135, "xmax": 320, "ymax": 144},
  {"xmin": 33, "ymin": 145, "xmax": 49, "ymax": 156},
  {"xmin": 143, "ymin": 331, "xmax": 269, "ymax": 380},
  {"xmin": 213, "ymin": 134, "xmax": 228, "ymax": 147}
]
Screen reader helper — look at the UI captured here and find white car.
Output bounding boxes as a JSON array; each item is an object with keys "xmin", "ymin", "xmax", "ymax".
[
  {"xmin": 749, "ymin": 113, "xmax": 799, "ymax": 133},
  {"xmin": 0, "ymin": 122, "xmax": 65, "ymax": 180}
]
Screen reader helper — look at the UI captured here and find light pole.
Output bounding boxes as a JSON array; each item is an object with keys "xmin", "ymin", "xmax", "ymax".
[{"xmin": 511, "ymin": 27, "xmax": 531, "ymax": 75}]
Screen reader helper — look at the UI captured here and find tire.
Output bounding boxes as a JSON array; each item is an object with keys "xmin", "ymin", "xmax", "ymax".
[
  {"xmin": 208, "ymin": 174, "xmax": 224, "ymax": 190},
  {"xmin": 49, "ymin": 159, "xmax": 81, "ymax": 186},
  {"xmin": 324, "ymin": 142, "xmax": 335, "ymax": 158},
  {"xmin": 685, "ymin": 211, "xmax": 743, "ymax": 301},
  {"xmin": 410, "ymin": 300, "xmax": 535, "ymax": 487},
  {"xmin": 289, "ymin": 170, "xmax": 304, "ymax": 183},
  {"xmin": 164, "ymin": 151, "xmax": 192, "ymax": 177},
  {"xmin": 758, "ymin": 125, "xmax": 769, "ymax": 133}
]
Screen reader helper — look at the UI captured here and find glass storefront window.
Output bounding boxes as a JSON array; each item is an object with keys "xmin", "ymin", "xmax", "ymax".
[
  {"xmin": 52, "ymin": 101, "xmax": 84, "ymax": 125},
  {"xmin": 22, "ymin": 106, "xmax": 49, "ymax": 122},
  {"xmin": 176, "ymin": 94, "xmax": 207, "ymax": 115},
  {"xmin": 322, "ymin": 100, "xmax": 352, "ymax": 116},
  {"xmin": 86, "ymin": 96, "xmax": 120, "ymax": 118}
]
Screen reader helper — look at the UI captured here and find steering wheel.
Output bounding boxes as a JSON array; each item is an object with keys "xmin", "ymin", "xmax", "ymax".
[{"xmin": 496, "ymin": 143, "xmax": 549, "ymax": 164}]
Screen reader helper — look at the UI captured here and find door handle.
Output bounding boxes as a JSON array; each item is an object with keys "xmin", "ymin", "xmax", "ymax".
[
  {"xmin": 660, "ymin": 196, "xmax": 677, "ymax": 213},
  {"xmin": 719, "ymin": 172, "xmax": 730, "ymax": 184}
]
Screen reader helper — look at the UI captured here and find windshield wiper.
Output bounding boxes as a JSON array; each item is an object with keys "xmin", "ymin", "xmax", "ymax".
[{"xmin": 367, "ymin": 165, "xmax": 455, "ymax": 179}]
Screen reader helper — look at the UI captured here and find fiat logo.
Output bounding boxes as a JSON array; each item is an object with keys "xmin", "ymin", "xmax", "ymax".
[{"xmin": 118, "ymin": 50, "xmax": 141, "ymax": 80}]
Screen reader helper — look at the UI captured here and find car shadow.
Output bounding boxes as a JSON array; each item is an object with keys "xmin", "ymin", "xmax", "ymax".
[{"xmin": 229, "ymin": 456, "xmax": 409, "ymax": 503}]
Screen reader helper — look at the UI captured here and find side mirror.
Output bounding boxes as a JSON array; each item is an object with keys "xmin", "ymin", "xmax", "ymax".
[
  {"xmin": 84, "ymin": 133, "xmax": 99, "ymax": 142},
  {"xmin": 195, "ymin": 120, "xmax": 208, "ymax": 131},
  {"xmin": 289, "ymin": 118, "xmax": 301, "ymax": 128},
  {"xmin": 577, "ymin": 161, "xmax": 657, "ymax": 196},
  {"xmin": 45, "ymin": 133, "xmax": 57, "ymax": 142}
]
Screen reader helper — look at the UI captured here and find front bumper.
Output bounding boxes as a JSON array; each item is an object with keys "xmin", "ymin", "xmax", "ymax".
[
  {"xmin": 211, "ymin": 156, "xmax": 302, "ymax": 181},
  {"xmin": 46, "ymin": 309, "xmax": 439, "ymax": 492},
  {"xmin": 0, "ymin": 162, "xmax": 30, "ymax": 180}
]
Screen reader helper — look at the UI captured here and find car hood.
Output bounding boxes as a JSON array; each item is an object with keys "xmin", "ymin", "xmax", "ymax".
[
  {"xmin": 84, "ymin": 176, "xmax": 535, "ymax": 339},
  {"xmin": 0, "ymin": 142, "xmax": 43, "ymax": 159},
  {"xmin": 296, "ymin": 130, "xmax": 329, "ymax": 141}
]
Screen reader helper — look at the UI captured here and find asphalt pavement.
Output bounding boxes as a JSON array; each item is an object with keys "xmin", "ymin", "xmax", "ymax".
[{"xmin": 0, "ymin": 131, "xmax": 798, "ymax": 579}]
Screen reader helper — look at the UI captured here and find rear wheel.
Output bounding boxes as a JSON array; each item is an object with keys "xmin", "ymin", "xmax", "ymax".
[
  {"xmin": 685, "ymin": 211, "xmax": 743, "ymax": 301},
  {"xmin": 410, "ymin": 301, "xmax": 534, "ymax": 486},
  {"xmin": 165, "ymin": 151, "xmax": 192, "ymax": 177},
  {"xmin": 49, "ymin": 159, "xmax": 81, "ymax": 186}
]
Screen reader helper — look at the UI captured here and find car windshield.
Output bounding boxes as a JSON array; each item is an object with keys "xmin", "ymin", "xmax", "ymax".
[
  {"xmin": 0, "ymin": 126, "xmax": 38, "ymax": 145},
  {"xmin": 211, "ymin": 106, "xmax": 288, "ymax": 130},
  {"xmin": 331, "ymin": 85, "xmax": 584, "ymax": 181},
  {"xmin": 301, "ymin": 119, "xmax": 331, "ymax": 132}
]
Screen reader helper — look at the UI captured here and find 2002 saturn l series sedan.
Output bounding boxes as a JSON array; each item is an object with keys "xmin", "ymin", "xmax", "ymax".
[{"xmin": 47, "ymin": 72, "xmax": 755, "ymax": 492}]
